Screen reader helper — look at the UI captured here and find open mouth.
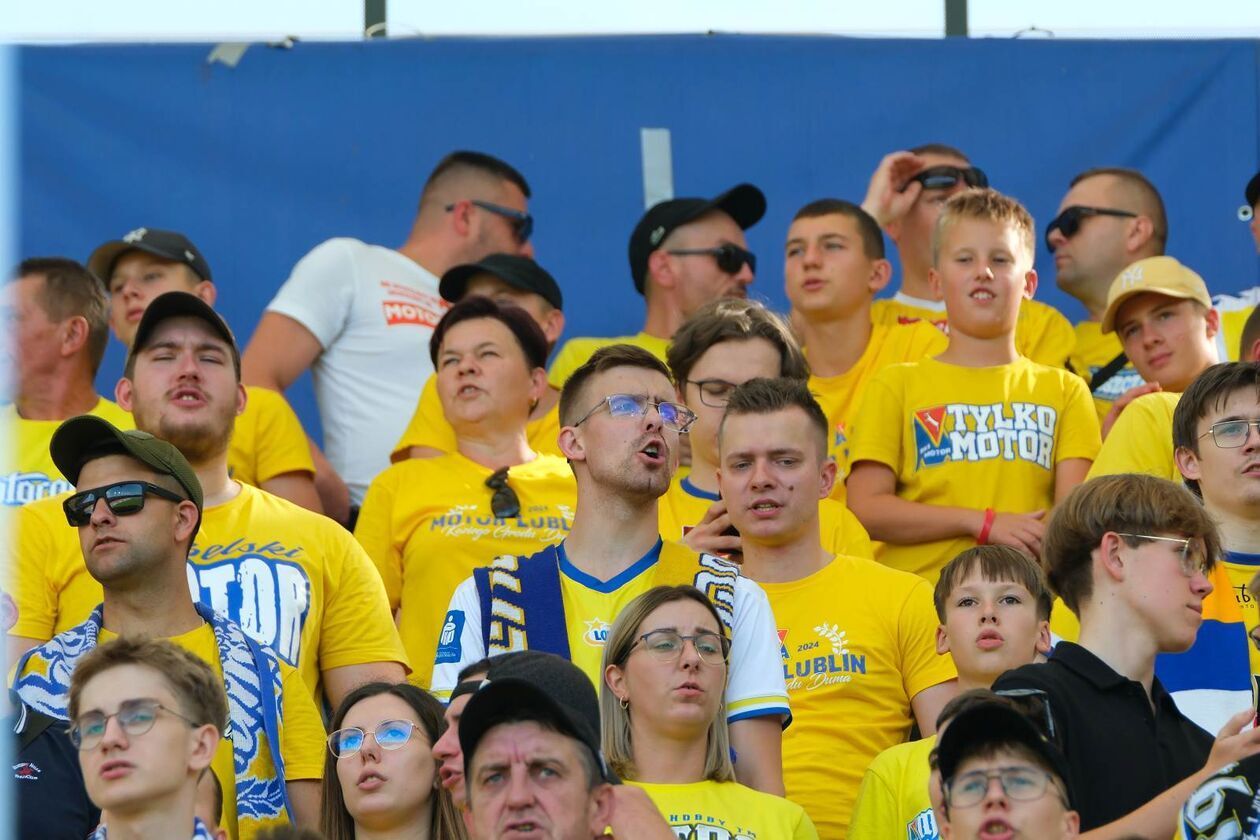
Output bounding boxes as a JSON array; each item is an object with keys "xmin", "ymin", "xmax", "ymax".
[
  {"xmin": 172, "ymin": 387, "xmax": 206, "ymax": 405},
  {"xmin": 969, "ymin": 288, "xmax": 996, "ymax": 301},
  {"xmin": 639, "ymin": 439, "xmax": 667, "ymax": 463},
  {"xmin": 979, "ymin": 819, "xmax": 1014, "ymax": 839}
]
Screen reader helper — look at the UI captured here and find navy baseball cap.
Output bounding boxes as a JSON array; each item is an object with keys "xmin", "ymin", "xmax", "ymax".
[
  {"xmin": 88, "ymin": 228, "xmax": 212, "ymax": 286},
  {"xmin": 128, "ymin": 291, "xmax": 240, "ymax": 378},
  {"xmin": 439, "ymin": 254, "xmax": 564, "ymax": 310}
]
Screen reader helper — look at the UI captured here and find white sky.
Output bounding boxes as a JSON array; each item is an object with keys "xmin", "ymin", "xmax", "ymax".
[{"xmin": 2, "ymin": 0, "xmax": 1258, "ymax": 41}]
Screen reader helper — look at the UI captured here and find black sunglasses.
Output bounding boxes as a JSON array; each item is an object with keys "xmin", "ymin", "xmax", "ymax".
[
  {"xmin": 446, "ymin": 199, "xmax": 534, "ymax": 244},
  {"xmin": 63, "ymin": 480, "xmax": 187, "ymax": 526},
  {"xmin": 485, "ymin": 467, "xmax": 521, "ymax": 519},
  {"xmin": 1044, "ymin": 205, "xmax": 1137, "ymax": 252},
  {"xmin": 665, "ymin": 243, "xmax": 757, "ymax": 276},
  {"xmin": 902, "ymin": 165, "xmax": 989, "ymax": 192}
]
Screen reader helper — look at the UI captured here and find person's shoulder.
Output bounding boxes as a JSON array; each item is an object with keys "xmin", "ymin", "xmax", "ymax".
[
  {"xmin": 17, "ymin": 492, "xmax": 72, "ymax": 525},
  {"xmin": 1128, "ymin": 389, "xmax": 1181, "ymax": 417},
  {"xmin": 514, "ymin": 453, "xmax": 577, "ymax": 481},
  {"xmin": 1021, "ymin": 298, "xmax": 1073, "ymax": 328},
  {"xmin": 227, "ymin": 483, "xmax": 354, "ymax": 540},
  {"xmin": 991, "ymin": 658, "xmax": 1066, "ymax": 693},
  {"xmin": 866, "ymin": 733, "xmax": 934, "ymax": 778},
  {"xmin": 1013, "ymin": 356, "xmax": 1090, "ymax": 389},
  {"xmin": 89, "ymin": 396, "xmax": 134, "ymax": 428}
]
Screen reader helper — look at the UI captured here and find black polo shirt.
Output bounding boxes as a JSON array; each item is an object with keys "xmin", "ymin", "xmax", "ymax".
[
  {"xmin": 8, "ymin": 699, "xmax": 100, "ymax": 839},
  {"xmin": 992, "ymin": 641, "xmax": 1212, "ymax": 831}
]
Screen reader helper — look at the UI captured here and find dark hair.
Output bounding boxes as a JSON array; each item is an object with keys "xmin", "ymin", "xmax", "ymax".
[
  {"xmin": 420, "ymin": 150, "xmax": 531, "ymax": 210},
  {"xmin": 457, "ymin": 657, "xmax": 493, "ymax": 682},
  {"xmin": 1241, "ymin": 307, "xmax": 1260, "ymax": 362},
  {"xmin": 790, "ymin": 199, "xmax": 885, "ymax": 259},
  {"xmin": 1043, "ymin": 474, "xmax": 1221, "ymax": 615},
  {"xmin": 558, "ymin": 344, "xmax": 673, "ymax": 426},
  {"xmin": 1069, "ymin": 167, "xmax": 1167, "ymax": 248},
  {"xmin": 254, "ymin": 829, "xmax": 325, "ymax": 840},
  {"xmin": 199, "ymin": 767, "xmax": 223, "ymax": 825},
  {"xmin": 934, "ymin": 545, "xmax": 1053, "ymax": 622},
  {"xmin": 719, "ymin": 377, "xmax": 829, "ymax": 461},
  {"xmin": 14, "ymin": 257, "xmax": 110, "ymax": 375},
  {"xmin": 909, "ymin": 142, "xmax": 970, "ymax": 162},
  {"xmin": 320, "ymin": 683, "xmax": 465, "ymax": 840},
  {"xmin": 428, "ymin": 295, "xmax": 549, "ymax": 371},
  {"xmin": 666, "ymin": 299, "xmax": 808, "ymax": 388},
  {"xmin": 1172, "ymin": 362, "xmax": 1260, "ymax": 497}
]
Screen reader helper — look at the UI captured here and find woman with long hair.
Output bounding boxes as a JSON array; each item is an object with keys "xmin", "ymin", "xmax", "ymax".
[
  {"xmin": 601, "ymin": 585, "xmax": 818, "ymax": 839},
  {"xmin": 321, "ymin": 682, "xmax": 465, "ymax": 840}
]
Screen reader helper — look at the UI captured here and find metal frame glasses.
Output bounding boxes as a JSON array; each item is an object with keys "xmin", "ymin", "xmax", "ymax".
[
  {"xmin": 683, "ymin": 378, "xmax": 738, "ymax": 409},
  {"xmin": 69, "ymin": 698, "xmax": 199, "ymax": 751},
  {"xmin": 445, "ymin": 199, "xmax": 534, "ymax": 244},
  {"xmin": 63, "ymin": 480, "xmax": 187, "ymax": 527},
  {"xmin": 630, "ymin": 629, "xmax": 730, "ymax": 666},
  {"xmin": 328, "ymin": 719, "xmax": 418, "ymax": 758},
  {"xmin": 1198, "ymin": 419, "xmax": 1260, "ymax": 449},
  {"xmin": 945, "ymin": 766, "xmax": 1065, "ymax": 809},
  {"xmin": 665, "ymin": 243, "xmax": 756, "ymax": 276},
  {"xmin": 485, "ymin": 466, "xmax": 521, "ymax": 519},
  {"xmin": 1115, "ymin": 532, "xmax": 1210, "ymax": 578},
  {"xmin": 574, "ymin": 393, "xmax": 697, "ymax": 433},
  {"xmin": 1044, "ymin": 205, "xmax": 1138, "ymax": 252}
]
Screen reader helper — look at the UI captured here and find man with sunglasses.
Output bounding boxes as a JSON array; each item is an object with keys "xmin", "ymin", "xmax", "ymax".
[
  {"xmin": 10, "ymin": 415, "xmax": 326, "ymax": 839},
  {"xmin": 433, "ymin": 344, "xmax": 790, "ymax": 796},
  {"xmin": 547, "ymin": 184, "xmax": 765, "ymax": 389},
  {"xmin": 244, "ymin": 150, "xmax": 534, "ymax": 516},
  {"xmin": 861, "ymin": 144, "xmax": 1074, "ymax": 367}
]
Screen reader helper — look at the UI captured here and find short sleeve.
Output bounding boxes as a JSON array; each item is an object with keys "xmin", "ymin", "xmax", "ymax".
[
  {"xmin": 1087, "ymin": 394, "xmax": 1175, "ymax": 480},
  {"xmin": 726, "ymin": 576, "xmax": 791, "ymax": 723},
  {"xmin": 846, "ymin": 758, "xmax": 901, "ymax": 840},
  {"xmin": 849, "ymin": 367, "xmax": 906, "ymax": 472},
  {"xmin": 265, "ymin": 239, "xmax": 358, "ymax": 350},
  {"xmin": 792, "ymin": 808, "xmax": 821, "ymax": 840},
  {"xmin": 430, "ymin": 576, "xmax": 485, "ymax": 701},
  {"xmin": 247, "ymin": 387, "xmax": 316, "ymax": 482},
  {"xmin": 9, "ymin": 501, "xmax": 61, "ymax": 641},
  {"xmin": 316, "ymin": 525, "xmax": 409, "ymax": 673},
  {"xmin": 827, "ymin": 503, "xmax": 873, "ymax": 559},
  {"xmin": 898, "ymin": 578, "xmax": 957, "ymax": 698},
  {"xmin": 391, "ymin": 375, "xmax": 457, "ymax": 459},
  {"xmin": 353, "ymin": 468, "xmax": 404, "ymax": 611},
  {"xmin": 1055, "ymin": 374, "xmax": 1102, "ymax": 464},
  {"xmin": 277, "ymin": 663, "xmax": 328, "ymax": 780},
  {"xmin": 1019, "ymin": 302, "xmax": 1075, "ymax": 368}
]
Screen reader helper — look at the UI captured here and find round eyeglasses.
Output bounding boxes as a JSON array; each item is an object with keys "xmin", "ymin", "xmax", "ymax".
[
  {"xmin": 328, "ymin": 719, "xmax": 418, "ymax": 757},
  {"xmin": 69, "ymin": 698, "xmax": 199, "ymax": 751}
]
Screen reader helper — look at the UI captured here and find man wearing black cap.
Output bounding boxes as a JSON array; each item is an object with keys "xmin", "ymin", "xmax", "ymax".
[
  {"xmin": 547, "ymin": 183, "xmax": 764, "ymax": 389},
  {"xmin": 391, "ymin": 253, "xmax": 567, "ymax": 461},
  {"xmin": 9, "ymin": 415, "xmax": 326, "ymax": 838},
  {"xmin": 87, "ymin": 227, "xmax": 325, "ymax": 517}
]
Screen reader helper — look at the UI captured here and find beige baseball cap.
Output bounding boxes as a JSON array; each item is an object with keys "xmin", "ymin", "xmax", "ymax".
[{"xmin": 1101, "ymin": 256, "xmax": 1212, "ymax": 334}]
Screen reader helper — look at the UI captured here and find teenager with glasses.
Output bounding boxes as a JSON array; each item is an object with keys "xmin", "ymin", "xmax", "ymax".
[
  {"xmin": 321, "ymin": 682, "xmax": 465, "ymax": 840},
  {"xmin": 432, "ymin": 344, "xmax": 790, "ymax": 796},
  {"xmin": 244, "ymin": 150, "xmax": 533, "ymax": 515},
  {"xmin": 861, "ymin": 143, "xmax": 1074, "ymax": 368},
  {"xmin": 599, "ymin": 585, "xmax": 816, "ymax": 839},
  {"xmin": 355, "ymin": 296, "xmax": 577, "ymax": 689}
]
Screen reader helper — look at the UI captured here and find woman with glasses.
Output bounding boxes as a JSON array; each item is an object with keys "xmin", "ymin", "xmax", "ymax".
[
  {"xmin": 600, "ymin": 585, "xmax": 818, "ymax": 839},
  {"xmin": 354, "ymin": 296, "xmax": 577, "ymax": 689},
  {"xmin": 322, "ymin": 682, "xmax": 465, "ymax": 840}
]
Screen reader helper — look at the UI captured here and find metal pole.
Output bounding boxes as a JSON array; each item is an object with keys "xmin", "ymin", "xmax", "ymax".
[
  {"xmin": 365, "ymin": 0, "xmax": 386, "ymax": 37},
  {"xmin": 945, "ymin": 0, "xmax": 968, "ymax": 37}
]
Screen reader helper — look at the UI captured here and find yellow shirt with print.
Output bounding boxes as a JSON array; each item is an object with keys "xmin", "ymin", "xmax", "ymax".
[
  {"xmin": 228, "ymin": 386, "xmax": 316, "ymax": 486},
  {"xmin": 630, "ymin": 779, "xmax": 818, "ymax": 840},
  {"xmin": 848, "ymin": 735, "xmax": 937, "ymax": 840},
  {"xmin": 1222, "ymin": 553, "xmax": 1260, "ymax": 684},
  {"xmin": 807, "ymin": 320, "xmax": 948, "ymax": 504},
  {"xmin": 850, "ymin": 356, "xmax": 1101, "ymax": 582},
  {"xmin": 10, "ymin": 483, "xmax": 407, "ymax": 701},
  {"xmin": 354, "ymin": 451, "xmax": 575, "ymax": 687},
  {"xmin": 658, "ymin": 474, "xmax": 873, "ymax": 559},
  {"xmin": 547, "ymin": 331, "xmax": 670, "ymax": 389},
  {"xmin": 871, "ymin": 296, "xmax": 1075, "ymax": 368},
  {"xmin": 0, "ymin": 397, "xmax": 133, "ymax": 508},
  {"xmin": 390, "ymin": 373, "xmax": 562, "ymax": 461},
  {"xmin": 757, "ymin": 555, "xmax": 955, "ymax": 838},
  {"xmin": 1086, "ymin": 390, "xmax": 1181, "ymax": 482},
  {"xmin": 1067, "ymin": 320, "xmax": 1146, "ymax": 423}
]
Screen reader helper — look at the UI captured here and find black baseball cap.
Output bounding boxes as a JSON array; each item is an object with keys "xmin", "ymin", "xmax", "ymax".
[
  {"xmin": 1246, "ymin": 172, "xmax": 1260, "ymax": 209},
  {"xmin": 627, "ymin": 183, "xmax": 766, "ymax": 294},
  {"xmin": 936, "ymin": 700, "xmax": 1075, "ymax": 809},
  {"xmin": 439, "ymin": 254, "xmax": 564, "ymax": 310},
  {"xmin": 128, "ymin": 292, "xmax": 241, "ymax": 378},
  {"xmin": 458, "ymin": 650, "xmax": 618, "ymax": 785},
  {"xmin": 88, "ymin": 228, "xmax": 212, "ymax": 286}
]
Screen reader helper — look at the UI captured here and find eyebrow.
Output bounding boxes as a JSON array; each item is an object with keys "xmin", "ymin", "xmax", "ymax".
[
  {"xmin": 441, "ymin": 340, "xmax": 501, "ymax": 356},
  {"xmin": 727, "ymin": 446, "xmax": 806, "ymax": 460},
  {"xmin": 145, "ymin": 339, "xmax": 228, "ymax": 356}
]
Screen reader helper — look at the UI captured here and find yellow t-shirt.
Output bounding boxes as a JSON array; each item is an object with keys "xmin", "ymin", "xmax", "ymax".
[
  {"xmin": 354, "ymin": 451, "xmax": 576, "ymax": 687},
  {"xmin": 630, "ymin": 779, "xmax": 818, "ymax": 840},
  {"xmin": 390, "ymin": 374, "xmax": 563, "ymax": 461},
  {"xmin": 1214, "ymin": 291, "xmax": 1258, "ymax": 362},
  {"xmin": 806, "ymin": 320, "xmax": 948, "ymax": 502},
  {"xmin": 657, "ymin": 474, "xmax": 873, "ymax": 559},
  {"xmin": 10, "ymin": 483, "xmax": 407, "ymax": 700},
  {"xmin": 757, "ymin": 555, "xmax": 956, "ymax": 838},
  {"xmin": 1223, "ymin": 553, "xmax": 1260, "ymax": 681},
  {"xmin": 0, "ymin": 397, "xmax": 133, "ymax": 507},
  {"xmin": 547, "ymin": 332, "xmax": 671, "ymax": 389},
  {"xmin": 1067, "ymin": 320, "xmax": 1146, "ymax": 424},
  {"xmin": 1087, "ymin": 390, "xmax": 1181, "ymax": 482},
  {"xmin": 871, "ymin": 295, "xmax": 1076, "ymax": 368},
  {"xmin": 850, "ymin": 356, "xmax": 1101, "ymax": 581},
  {"xmin": 228, "ymin": 386, "xmax": 316, "ymax": 486},
  {"xmin": 848, "ymin": 735, "xmax": 938, "ymax": 840}
]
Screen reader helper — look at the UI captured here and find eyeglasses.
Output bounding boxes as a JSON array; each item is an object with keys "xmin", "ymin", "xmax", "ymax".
[
  {"xmin": 328, "ymin": 719, "xmax": 418, "ymax": 758},
  {"xmin": 485, "ymin": 467, "xmax": 521, "ymax": 519},
  {"xmin": 904, "ymin": 165, "xmax": 989, "ymax": 192},
  {"xmin": 1116, "ymin": 532, "xmax": 1211, "ymax": 578},
  {"xmin": 946, "ymin": 766, "xmax": 1064, "ymax": 809},
  {"xmin": 446, "ymin": 200, "xmax": 534, "ymax": 244},
  {"xmin": 684, "ymin": 378, "xmax": 738, "ymax": 409},
  {"xmin": 63, "ymin": 480, "xmax": 187, "ymax": 527},
  {"xmin": 1044, "ymin": 206, "xmax": 1138, "ymax": 252},
  {"xmin": 630, "ymin": 629, "xmax": 730, "ymax": 666},
  {"xmin": 1198, "ymin": 419, "xmax": 1260, "ymax": 449},
  {"xmin": 665, "ymin": 243, "xmax": 757, "ymax": 276},
  {"xmin": 69, "ymin": 698, "xmax": 199, "ymax": 751},
  {"xmin": 574, "ymin": 393, "xmax": 697, "ymax": 433}
]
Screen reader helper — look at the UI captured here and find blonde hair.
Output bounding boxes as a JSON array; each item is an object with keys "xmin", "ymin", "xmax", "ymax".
[
  {"xmin": 599, "ymin": 585, "xmax": 734, "ymax": 782},
  {"xmin": 932, "ymin": 188, "xmax": 1036, "ymax": 267}
]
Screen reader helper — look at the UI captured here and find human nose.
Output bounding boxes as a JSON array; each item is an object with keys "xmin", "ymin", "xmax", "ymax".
[
  {"xmin": 358, "ymin": 731, "xmax": 383, "ymax": 762},
  {"xmin": 734, "ymin": 258, "xmax": 755, "ymax": 286},
  {"xmin": 1242, "ymin": 421, "xmax": 1260, "ymax": 451},
  {"xmin": 518, "ymin": 239, "xmax": 536, "ymax": 259},
  {"xmin": 505, "ymin": 765, "xmax": 534, "ymax": 808},
  {"xmin": 749, "ymin": 458, "xmax": 776, "ymax": 489},
  {"xmin": 98, "ymin": 714, "xmax": 130, "ymax": 751},
  {"xmin": 982, "ymin": 774, "xmax": 1010, "ymax": 807},
  {"xmin": 432, "ymin": 728, "xmax": 457, "ymax": 761},
  {"xmin": 1046, "ymin": 226, "xmax": 1067, "ymax": 253},
  {"xmin": 90, "ymin": 497, "xmax": 117, "ymax": 527}
]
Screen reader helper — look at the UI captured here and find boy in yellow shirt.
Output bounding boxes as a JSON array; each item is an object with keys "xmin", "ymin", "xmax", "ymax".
[
  {"xmin": 662, "ymin": 297, "xmax": 871, "ymax": 559},
  {"xmin": 848, "ymin": 189, "xmax": 1100, "ymax": 582},
  {"xmin": 784, "ymin": 199, "xmax": 946, "ymax": 498}
]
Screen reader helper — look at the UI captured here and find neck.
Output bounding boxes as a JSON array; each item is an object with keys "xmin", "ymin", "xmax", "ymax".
[
  {"xmin": 191, "ymin": 454, "xmax": 241, "ymax": 509},
  {"xmin": 101, "ymin": 580, "xmax": 204, "ymax": 639},
  {"xmin": 957, "ymin": 673, "xmax": 995, "ymax": 694},
  {"xmin": 641, "ymin": 298, "xmax": 683, "ymax": 341},
  {"xmin": 16, "ymin": 370, "xmax": 99, "ymax": 421},
  {"xmin": 532, "ymin": 386, "xmax": 559, "ymax": 422},
  {"xmin": 685, "ymin": 455, "xmax": 718, "ymax": 493},
  {"xmin": 798, "ymin": 308, "xmax": 874, "ymax": 377},
  {"xmin": 1075, "ymin": 278, "xmax": 1114, "ymax": 322},
  {"xmin": 356, "ymin": 814, "xmax": 432, "ymax": 840},
  {"xmin": 564, "ymin": 484, "xmax": 662, "ymax": 578},
  {"xmin": 395, "ymin": 232, "xmax": 444, "ymax": 277},
  {"xmin": 100, "ymin": 789, "xmax": 197, "ymax": 840},
  {"xmin": 739, "ymin": 525, "xmax": 831, "ymax": 583},
  {"xmin": 1078, "ymin": 600, "xmax": 1158, "ymax": 694},
  {"xmin": 454, "ymin": 422, "xmax": 537, "ymax": 471},
  {"xmin": 936, "ymin": 330, "xmax": 1019, "ymax": 367},
  {"xmin": 897, "ymin": 255, "xmax": 935, "ymax": 300},
  {"xmin": 629, "ymin": 723, "xmax": 708, "ymax": 784},
  {"xmin": 1215, "ymin": 508, "xmax": 1260, "ymax": 554}
]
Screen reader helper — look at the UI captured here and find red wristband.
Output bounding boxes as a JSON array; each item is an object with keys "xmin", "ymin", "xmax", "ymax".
[{"xmin": 977, "ymin": 508, "xmax": 996, "ymax": 545}]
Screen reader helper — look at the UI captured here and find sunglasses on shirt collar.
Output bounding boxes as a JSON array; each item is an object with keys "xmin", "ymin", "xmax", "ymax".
[
  {"xmin": 485, "ymin": 467, "xmax": 521, "ymax": 519},
  {"xmin": 900, "ymin": 165, "xmax": 989, "ymax": 192}
]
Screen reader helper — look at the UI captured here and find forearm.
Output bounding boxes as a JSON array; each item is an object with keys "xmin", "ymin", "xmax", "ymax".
[
  {"xmin": 849, "ymin": 492, "xmax": 982, "ymax": 545},
  {"xmin": 729, "ymin": 717, "xmax": 785, "ymax": 796},
  {"xmin": 1080, "ymin": 768, "xmax": 1211, "ymax": 840}
]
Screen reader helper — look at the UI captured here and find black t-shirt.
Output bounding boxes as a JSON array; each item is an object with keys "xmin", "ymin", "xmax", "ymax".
[
  {"xmin": 1178, "ymin": 753, "xmax": 1260, "ymax": 838},
  {"xmin": 9, "ymin": 700, "xmax": 100, "ymax": 839},
  {"xmin": 993, "ymin": 641, "xmax": 1212, "ymax": 831}
]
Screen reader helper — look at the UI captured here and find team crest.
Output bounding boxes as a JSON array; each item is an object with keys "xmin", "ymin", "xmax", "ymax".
[
  {"xmin": 583, "ymin": 619, "xmax": 611, "ymax": 647},
  {"xmin": 914, "ymin": 406, "xmax": 951, "ymax": 468}
]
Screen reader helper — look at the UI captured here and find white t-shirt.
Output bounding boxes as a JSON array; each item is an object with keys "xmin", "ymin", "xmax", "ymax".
[{"xmin": 266, "ymin": 238, "xmax": 446, "ymax": 504}]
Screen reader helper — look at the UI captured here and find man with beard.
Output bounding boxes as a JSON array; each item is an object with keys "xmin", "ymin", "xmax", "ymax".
[
  {"xmin": 431, "ymin": 345, "xmax": 790, "ymax": 795},
  {"xmin": 8, "ymin": 292, "xmax": 408, "ymax": 707}
]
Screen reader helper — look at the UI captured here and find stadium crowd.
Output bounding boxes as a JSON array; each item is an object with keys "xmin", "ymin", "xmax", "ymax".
[{"xmin": 7, "ymin": 146, "xmax": 1260, "ymax": 839}]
